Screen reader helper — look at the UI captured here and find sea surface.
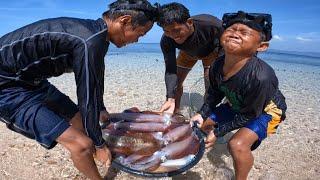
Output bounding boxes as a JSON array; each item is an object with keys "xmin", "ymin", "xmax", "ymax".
[
  {"xmin": 103, "ymin": 43, "xmax": 320, "ymax": 115},
  {"xmin": 106, "ymin": 43, "xmax": 320, "ymax": 84}
]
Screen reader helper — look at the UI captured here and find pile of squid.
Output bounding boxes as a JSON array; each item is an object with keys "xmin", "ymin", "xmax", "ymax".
[{"xmin": 102, "ymin": 107, "xmax": 200, "ymax": 173}]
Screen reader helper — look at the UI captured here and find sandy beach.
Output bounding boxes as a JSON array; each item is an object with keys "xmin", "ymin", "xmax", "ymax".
[{"xmin": 0, "ymin": 50, "xmax": 319, "ymax": 180}]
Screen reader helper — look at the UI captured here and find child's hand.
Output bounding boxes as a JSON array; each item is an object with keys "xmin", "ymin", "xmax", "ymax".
[
  {"xmin": 159, "ymin": 98, "xmax": 175, "ymax": 114},
  {"xmin": 94, "ymin": 145, "xmax": 112, "ymax": 170},
  {"xmin": 99, "ymin": 110, "xmax": 110, "ymax": 123},
  {"xmin": 190, "ymin": 113, "xmax": 204, "ymax": 128},
  {"xmin": 205, "ymin": 130, "xmax": 217, "ymax": 148}
]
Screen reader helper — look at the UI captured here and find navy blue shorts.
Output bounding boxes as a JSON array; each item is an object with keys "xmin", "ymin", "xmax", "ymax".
[
  {"xmin": 210, "ymin": 104, "xmax": 275, "ymax": 150},
  {"xmin": 0, "ymin": 81, "xmax": 78, "ymax": 149}
]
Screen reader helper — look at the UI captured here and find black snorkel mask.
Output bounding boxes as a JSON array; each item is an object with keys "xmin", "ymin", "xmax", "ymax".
[{"xmin": 222, "ymin": 11, "xmax": 273, "ymax": 41}]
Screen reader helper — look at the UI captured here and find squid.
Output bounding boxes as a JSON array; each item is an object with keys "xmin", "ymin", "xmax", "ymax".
[
  {"xmin": 120, "ymin": 124, "xmax": 192, "ymax": 165},
  {"xmin": 148, "ymin": 124, "xmax": 193, "ymax": 145},
  {"xmin": 109, "ymin": 112, "xmax": 171, "ymax": 124},
  {"xmin": 109, "ymin": 111, "xmax": 187, "ymax": 125},
  {"xmin": 149, "ymin": 154, "xmax": 196, "ymax": 173},
  {"xmin": 113, "ymin": 121, "xmax": 178, "ymax": 132},
  {"xmin": 161, "ymin": 124, "xmax": 193, "ymax": 145},
  {"xmin": 160, "ymin": 154, "xmax": 195, "ymax": 168},
  {"xmin": 102, "ymin": 108, "xmax": 201, "ymax": 173},
  {"xmin": 102, "ymin": 128, "xmax": 161, "ymax": 156},
  {"xmin": 126, "ymin": 134, "xmax": 200, "ymax": 171},
  {"xmin": 102, "ymin": 123, "xmax": 192, "ymax": 158}
]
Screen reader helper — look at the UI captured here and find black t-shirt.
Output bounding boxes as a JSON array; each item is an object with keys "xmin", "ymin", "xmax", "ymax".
[
  {"xmin": 199, "ymin": 55, "xmax": 287, "ymax": 137},
  {"xmin": 0, "ymin": 17, "xmax": 109, "ymax": 147},
  {"xmin": 160, "ymin": 14, "xmax": 223, "ymax": 98}
]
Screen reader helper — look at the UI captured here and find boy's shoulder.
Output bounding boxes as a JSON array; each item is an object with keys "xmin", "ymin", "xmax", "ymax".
[
  {"xmin": 192, "ymin": 14, "xmax": 221, "ymax": 22},
  {"xmin": 209, "ymin": 55, "xmax": 225, "ymax": 74},
  {"xmin": 0, "ymin": 17, "xmax": 100, "ymax": 46},
  {"xmin": 213, "ymin": 55, "xmax": 277, "ymax": 82},
  {"xmin": 249, "ymin": 56, "xmax": 278, "ymax": 83},
  {"xmin": 192, "ymin": 14, "xmax": 222, "ymax": 28},
  {"xmin": 212, "ymin": 55, "xmax": 225, "ymax": 67}
]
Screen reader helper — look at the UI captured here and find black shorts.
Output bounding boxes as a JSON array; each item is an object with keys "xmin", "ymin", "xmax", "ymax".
[{"xmin": 0, "ymin": 81, "xmax": 78, "ymax": 149}]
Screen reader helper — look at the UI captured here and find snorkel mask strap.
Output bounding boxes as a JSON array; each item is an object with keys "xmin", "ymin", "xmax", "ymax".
[{"xmin": 222, "ymin": 11, "xmax": 273, "ymax": 41}]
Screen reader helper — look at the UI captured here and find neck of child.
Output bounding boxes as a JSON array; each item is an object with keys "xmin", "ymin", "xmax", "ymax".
[{"xmin": 223, "ymin": 53, "xmax": 252, "ymax": 80}]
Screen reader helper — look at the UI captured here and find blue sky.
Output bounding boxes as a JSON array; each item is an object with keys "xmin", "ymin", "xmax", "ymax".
[{"xmin": 0, "ymin": 0, "xmax": 319, "ymax": 52}]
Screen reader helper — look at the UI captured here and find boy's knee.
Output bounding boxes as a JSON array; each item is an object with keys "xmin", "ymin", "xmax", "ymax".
[
  {"xmin": 69, "ymin": 135, "xmax": 94, "ymax": 155},
  {"xmin": 228, "ymin": 138, "xmax": 249, "ymax": 154}
]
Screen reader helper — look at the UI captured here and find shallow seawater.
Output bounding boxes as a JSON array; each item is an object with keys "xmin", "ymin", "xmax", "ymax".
[{"xmin": 105, "ymin": 44, "xmax": 320, "ymax": 113}]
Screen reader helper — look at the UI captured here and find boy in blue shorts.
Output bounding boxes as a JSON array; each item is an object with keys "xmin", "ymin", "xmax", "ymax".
[{"xmin": 190, "ymin": 11, "xmax": 287, "ymax": 180}]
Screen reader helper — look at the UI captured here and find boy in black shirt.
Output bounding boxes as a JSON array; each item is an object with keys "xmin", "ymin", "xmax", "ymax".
[
  {"xmin": 190, "ymin": 11, "xmax": 287, "ymax": 180},
  {"xmin": 157, "ymin": 2, "xmax": 223, "ymax": 115}
]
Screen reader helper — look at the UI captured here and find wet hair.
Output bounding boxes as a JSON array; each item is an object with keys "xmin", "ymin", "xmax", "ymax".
[
  {"xmin": 103, "ymin": 0, "xmax": 159, "ymax": 28},
  {"xmin": 157, "ymin": 2, "xmax": 190, "ymax": 27},
  {"xmin": 259, "ymin": 32, "xmax": 266, "ymax": 42}
]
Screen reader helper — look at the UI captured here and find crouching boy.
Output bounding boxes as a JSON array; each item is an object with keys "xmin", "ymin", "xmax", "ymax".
[{"xmin": 190, "ymin": 11, "xmax": 287, "ymax": 180}]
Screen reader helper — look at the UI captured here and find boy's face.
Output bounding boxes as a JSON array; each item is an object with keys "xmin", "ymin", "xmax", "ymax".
[
  {"xmin": 110, "ymin": 15, "xmax": 153, "ymax": 48},
  {"xmin": 220, "ymin": 23, "xmax": 268, "ymax": 55},
  {"xmin": 162, "ymin": 19, "xmax": 194, "ymax": 44}
]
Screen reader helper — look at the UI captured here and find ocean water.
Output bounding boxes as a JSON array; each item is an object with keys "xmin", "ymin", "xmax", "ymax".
[
  {"xmin": 107, "ymin": 43, "xmax": 320, "ymax": 69},
  {"xmin": 106, "ymin": 43, "xmax": 320, "ymax": 82},
  {"xmin": 105, "ymin": 43, "xmax": 320, "ymax": 114}
]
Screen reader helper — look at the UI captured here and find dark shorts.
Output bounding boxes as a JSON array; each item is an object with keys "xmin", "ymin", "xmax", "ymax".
[
  {"xmin": 210, "ymin": 104, "xmax": 282, "ymax": 150},
  {"xmin": 176, "ymin": 50, "xmax": 219, "ymax": 70},
  {"xmin": 0, "ymin": 81, "xmax": 78, "ymax": 149}
]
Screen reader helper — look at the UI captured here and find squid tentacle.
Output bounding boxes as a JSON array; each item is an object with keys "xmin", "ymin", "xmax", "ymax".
[
  {"xmin": 129, "ymin": 134, "xmax": 199, "ymax": 171},
  {"xmin": 162, "ymin": 124, "xmax": 193, "ymax": 145},
  {"xmin": 114, "ymin": 122, "xmax": 171, "ymax": 132},
  {"xmin": 109, "ymin": 112, "xmax": 174, "ymax": 124}
]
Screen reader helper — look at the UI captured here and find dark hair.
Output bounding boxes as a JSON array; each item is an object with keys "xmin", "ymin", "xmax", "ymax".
[
  {"xmin": 103, "ymin": 0, "xmax": 159, "ymax": 28},
  {"xmin": 157, "ymin": 2, "xmax": 190, "ymax": 27},
  {"xmin": 259, "ymin": 32, "xmax": 266, "ymax": 42}
]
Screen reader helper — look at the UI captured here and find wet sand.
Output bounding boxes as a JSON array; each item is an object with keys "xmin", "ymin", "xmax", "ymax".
[{"xmin": 0, "ymin": 53, "xmax": 319, "ymax": 179}]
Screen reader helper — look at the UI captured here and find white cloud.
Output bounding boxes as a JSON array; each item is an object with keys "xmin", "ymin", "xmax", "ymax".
[
  {"xmin": 272, "ymin": 35, "xmax": 283, "ymax": 41},
  {"xmin": 296, "ymin": 36, "xmax": 312, "ymax": 42},
  {"xmin": 295, "ymin": 32, "xmax": 320, "ymax": 42}
]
